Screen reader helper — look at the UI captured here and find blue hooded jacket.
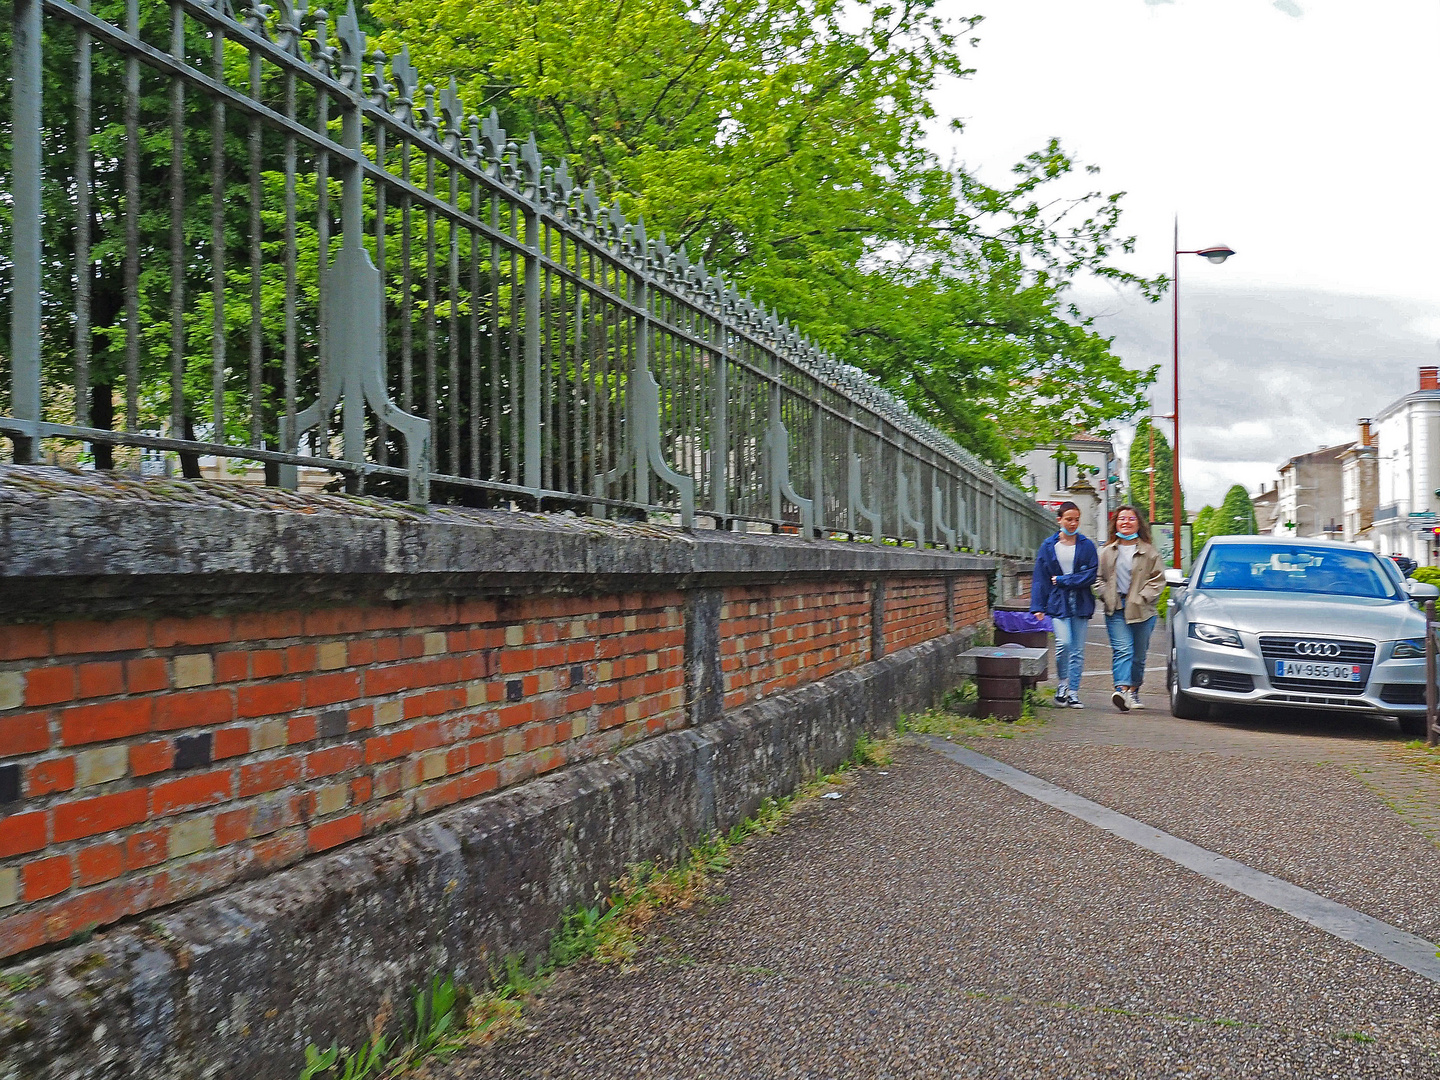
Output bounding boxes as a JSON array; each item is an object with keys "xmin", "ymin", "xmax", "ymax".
[{"xmin": 1029, "ymin": 533, "xmax": 1098, "ymax": 619}]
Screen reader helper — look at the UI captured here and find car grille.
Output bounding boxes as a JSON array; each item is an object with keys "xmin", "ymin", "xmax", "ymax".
[
  {"xmin": 1191, "ymin": 669, "xmax": 1254, "ymax": 693},
  {"xmin": 1258, "ymin": 636, "xmax": 1374, "ymax": 696},
  {"xmin": 1380, "ymin": 684, "xmax": 1427, "ymax": 705}
]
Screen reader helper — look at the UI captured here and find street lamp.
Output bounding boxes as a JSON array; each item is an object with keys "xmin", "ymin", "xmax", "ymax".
[{"xmin": 1172, "ymin": 218, "xmax": 1235, "ymax": 568}]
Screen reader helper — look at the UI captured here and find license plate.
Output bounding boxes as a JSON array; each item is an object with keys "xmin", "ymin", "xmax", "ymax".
[{"xmin": 1274, "ymin": 660, "xmax": 1361, "ymax": 683}]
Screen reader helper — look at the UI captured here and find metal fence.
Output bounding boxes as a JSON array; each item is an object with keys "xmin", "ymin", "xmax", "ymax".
[{"xmin": 1, "ymin": 0, "xmax": 1053, "ymax": 556}]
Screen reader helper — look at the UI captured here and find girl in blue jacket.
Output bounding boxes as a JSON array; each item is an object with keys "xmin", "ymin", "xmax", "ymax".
[{"xmin": 1029, "ymin": 502, "xmax": 1098, "ymax": 708}]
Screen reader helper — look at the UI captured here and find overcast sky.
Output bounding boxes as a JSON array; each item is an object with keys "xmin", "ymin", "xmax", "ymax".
[{"xmin": 930, "ymin": 0, "xmax": 1440, "ymax": 507}]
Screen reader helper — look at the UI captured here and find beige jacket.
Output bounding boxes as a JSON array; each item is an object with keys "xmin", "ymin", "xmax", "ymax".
[{"xmin": 1094, "ymin": 539, "xmax": 1167, "ymax": 622}]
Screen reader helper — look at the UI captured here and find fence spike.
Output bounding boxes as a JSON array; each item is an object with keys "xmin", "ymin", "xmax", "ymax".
[
  {"xmin": 581, "ymin": 181, "xmax": 601, "ymax": 225},
  {"xmin": 390, "ymin": 47, "xmax": 418, "ymax": 126},
  {"xmin": 416, "ymin": 84, "xmax": 438, "ymax": 140},
  {"xmin": 367, "ymin": 50, "xmax": 391, "ymax": 109},
  {"xmin": 276, "ymin": 0, "xmax": 308, "ymax": 53},
  {"xmin": 440, "ymin": 78, "xmax": 464, "ymax": 153},
  {"xmin": 519, "ymin": 133, "xmax": 542, "ymax": 197},
  {"xmin": 334, "ymin": 1, "xmax": 365, "ymax": 89},
  {"xmin": 463, "ymin": 114, "xmax": 483, "ymax": 167}
]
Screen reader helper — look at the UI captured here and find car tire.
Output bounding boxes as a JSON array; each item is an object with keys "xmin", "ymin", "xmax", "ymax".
[
  {"xmin": 1398, "ymin": 714, "xmax": 1429, "ymax": 739},
  {"xmin": 1168, "ymin": 650, "xmax": 1210, "ymax": 720}
]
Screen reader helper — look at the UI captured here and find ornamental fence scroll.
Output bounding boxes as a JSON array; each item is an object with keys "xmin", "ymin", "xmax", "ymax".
[{"xmin": 1, "ymin": 0, "xmax": 1053, "ymax": 557}]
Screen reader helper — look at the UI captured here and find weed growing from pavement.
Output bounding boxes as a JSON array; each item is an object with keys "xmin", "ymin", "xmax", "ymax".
[
  {"xmin": 897, "ymin": 705, "xmax": 1049, "ymax": 741},
  {"xmin": 297, "ymin": 733, "xmax": 887, "ymax": 1077},
  {"xmin": 1337, "ymin": 1031, "xmax": 1377, "ymax": 1043}
]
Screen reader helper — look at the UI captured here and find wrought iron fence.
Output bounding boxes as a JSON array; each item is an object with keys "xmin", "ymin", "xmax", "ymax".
[{"xmin": 1, "ymin": 0, "xmax": 1053, "ymax": 556}]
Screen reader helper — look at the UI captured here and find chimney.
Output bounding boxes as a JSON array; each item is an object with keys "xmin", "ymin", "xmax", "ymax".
[
  {"xmin": 1422, "ymin": 366, "xmax": 1439, "ymax": 391},
  {"xmin": 1359, "ymin": 418, "xmax": 1373, "ymax": 447}
]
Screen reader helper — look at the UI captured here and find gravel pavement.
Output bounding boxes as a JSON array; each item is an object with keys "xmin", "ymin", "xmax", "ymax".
[{"xmin": 442, "ymin": 627, "xmax": 1440, "ymax": 1078}]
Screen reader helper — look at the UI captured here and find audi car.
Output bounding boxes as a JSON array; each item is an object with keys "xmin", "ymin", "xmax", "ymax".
[{"xmin": 1166, "ymin": 536, "xmax": 1440, "ymax": 733}]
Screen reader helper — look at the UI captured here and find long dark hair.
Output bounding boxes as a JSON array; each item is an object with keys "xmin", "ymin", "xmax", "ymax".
[{"xmin": 1110, "ymin": 504, "xmax": 1152, "ymax": 545}]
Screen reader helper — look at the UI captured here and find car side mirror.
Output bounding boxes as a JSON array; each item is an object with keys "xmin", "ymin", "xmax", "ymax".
[
  {"xmin": 1405, "ymin": 580, "xmax": 1440, "ymax": 600},
  {"xmin": 1164, "ymin": 568, "xmax": 1189, "ymax": 588}
]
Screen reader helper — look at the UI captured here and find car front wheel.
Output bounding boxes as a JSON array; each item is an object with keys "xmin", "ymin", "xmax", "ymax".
[{"xmin": 1168, "ymin": 649, "xmax": 1210, "ymax": 720}]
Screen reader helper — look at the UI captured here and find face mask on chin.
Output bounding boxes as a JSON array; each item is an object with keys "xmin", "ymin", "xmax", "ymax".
[
  {"xmin": 1116, "ymin": 531, "xmax": 1138, "ymax": 541},
  {"xmin": 1059, "ymin": 524, "xmax": 1078, "ymax": 536}
]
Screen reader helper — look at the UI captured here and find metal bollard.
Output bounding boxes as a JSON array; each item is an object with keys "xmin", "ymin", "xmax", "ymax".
[{"xmin": 1426, "ymin": 600, "xmax": 1436, "ymax": 747}]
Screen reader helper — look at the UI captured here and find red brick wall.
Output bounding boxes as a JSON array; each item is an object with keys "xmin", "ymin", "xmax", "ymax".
[
  {"xmin": 0, "ymin": 575, "xmax": 982, "ymax": 960},
  {"xmin": 0, "ymin": 594, "xmax": 689, "ymax": 958},
  {"xmin": 955, "ymin": 575, "xmax": 989, "ymax": 630},
  {"xmin": 882, "ymin": 580, "xmax": 950, "ymax": 653},
  {"xmin": 719, "ymin": 582, "xmax": 872, "ymax": 711}
]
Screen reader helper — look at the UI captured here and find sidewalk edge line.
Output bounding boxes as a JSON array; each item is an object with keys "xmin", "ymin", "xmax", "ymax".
[{"xmin": 925, "ymin": 736, "xmax": 1440, "ymax": 984}]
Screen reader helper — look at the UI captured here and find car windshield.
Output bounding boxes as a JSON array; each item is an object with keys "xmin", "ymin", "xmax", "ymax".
[{"xmin": 1197, "ymin": 544, "xmax": 1401, "ymax": 600}]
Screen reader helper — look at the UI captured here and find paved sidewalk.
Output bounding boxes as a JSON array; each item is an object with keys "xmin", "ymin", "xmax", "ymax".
[{"xmin": 442, "ymin": 627, "xmax": 1440, "ymax": 1078}]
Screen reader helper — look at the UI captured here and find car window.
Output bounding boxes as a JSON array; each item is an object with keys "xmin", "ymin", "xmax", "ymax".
[{"xmin": 1196, "ymin": 545, "xmax": 1400, "ymax": 599}]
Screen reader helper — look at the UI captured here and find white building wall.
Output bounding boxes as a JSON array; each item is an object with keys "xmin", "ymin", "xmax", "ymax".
[
  {"xmin": 1018, "ymin": 446, "xmax": 1114, "ymax": 541},
  {"xmin": 1373, "ymin": 400, "xmax": 1440, "ymax": 565}
]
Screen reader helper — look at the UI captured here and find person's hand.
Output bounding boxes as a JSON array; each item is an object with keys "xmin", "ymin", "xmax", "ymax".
[{"xmin": 1051, "ymin": 576, "xmax": 1058, "ymax": 585}]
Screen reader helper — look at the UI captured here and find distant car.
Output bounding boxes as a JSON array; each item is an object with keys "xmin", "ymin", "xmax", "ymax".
[
  {"xmin": 1166, "ymin": 536, "xmax": 1439, "ymax": 734},
  {"xmin": 1390, "ymin": 554, "xmax": 1418, "ymax": 578}
]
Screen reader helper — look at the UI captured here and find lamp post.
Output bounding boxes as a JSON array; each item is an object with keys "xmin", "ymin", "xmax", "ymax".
[{"xmin": 1172, "ymin": 218, "xmax": 1235, "ymax": 568}]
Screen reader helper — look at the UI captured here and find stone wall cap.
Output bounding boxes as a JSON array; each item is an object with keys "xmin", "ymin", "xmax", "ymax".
[{"xmin": 0, "ymin": 466, "xmax": 1003, "ymax": 589}]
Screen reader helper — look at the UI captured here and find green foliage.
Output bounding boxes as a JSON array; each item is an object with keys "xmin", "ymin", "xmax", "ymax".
[
  {"xmin": 1412, "ymin": 566, "xmax": 1440, "ymax": 586},
  {"xmin": 297, "ymin": 976, "xmax": 464, "ymax": 1079},
  {"xmin": 1216, "ymin": 485, "xmax": 1258, "ymax": 536},
  {"xmin": 370, "ymin": 0, "xmax": 1163, "ymax": 471},
  {"xmin": 1128, "ymin": 418, "xmax": 1181, "ymax": 523},
  {"xmin": 1191, "ymin": 506, "xmax": 1217, "ymax": 552}
]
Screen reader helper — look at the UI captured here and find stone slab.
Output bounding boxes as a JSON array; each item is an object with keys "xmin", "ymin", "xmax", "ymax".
[{"xmin": 956, "ymin": 646, "xmax": 1048, "ymax": 678}]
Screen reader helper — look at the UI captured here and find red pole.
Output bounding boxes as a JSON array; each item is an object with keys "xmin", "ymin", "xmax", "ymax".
[{"xmin": 1172, "ymin": 216, "xmax": 1182, "ymax": 569}]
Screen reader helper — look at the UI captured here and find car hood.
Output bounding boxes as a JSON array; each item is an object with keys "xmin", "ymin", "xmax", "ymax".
[{"xmin": 1183, "ymin": 589, "xmax": 1427, "ymax": 642}]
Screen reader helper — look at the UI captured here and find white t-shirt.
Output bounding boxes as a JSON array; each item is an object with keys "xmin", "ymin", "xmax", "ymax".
[
  {"xmin": 1116, "ymin": 545, "xmax": 1135, "ymax": 596},
  {"xmin": 1056, "ymin": 541, "xmax": 1076, "ymax": 576}
]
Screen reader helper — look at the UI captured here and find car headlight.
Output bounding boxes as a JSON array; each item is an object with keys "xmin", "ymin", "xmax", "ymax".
[
  {"xmin": 1392, "ymin": 638, "xmax": 1427, "ymax": 659},
  {"xmin": 1189, "ymin": 623, "xmax": 1243, "ymax": 648}
]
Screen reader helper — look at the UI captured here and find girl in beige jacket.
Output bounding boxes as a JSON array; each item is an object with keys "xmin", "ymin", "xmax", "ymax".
[{"xmin": 1094, "ymin": 505, "xmax": 1167, "ymax": 712}]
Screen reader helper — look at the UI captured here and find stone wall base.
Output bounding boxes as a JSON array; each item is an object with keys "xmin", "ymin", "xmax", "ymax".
[{"xmin": 0, "ymin": 628, "xmax": 976, "ymax": 1080}]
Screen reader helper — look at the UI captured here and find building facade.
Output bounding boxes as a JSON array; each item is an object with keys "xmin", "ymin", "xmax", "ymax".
[
  {"xmin": 1017, "ymin": 435, "xmax": 1116, "ymax": 542},
  {"xmin": 1273, "ymin": 443, "xmax": 1349, "ymax": 539},
  {"xmin": 1340, "ymin": 419, "xmax": 1379, "ymax": 544},
  {"xmin": 1370, "ymin": 367, "xmax": 1440, "ymax": 565}
]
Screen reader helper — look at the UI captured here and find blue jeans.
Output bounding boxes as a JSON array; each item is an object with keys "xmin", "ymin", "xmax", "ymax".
[
  {"xmin": 1105, "ymin": 612, "xmax": 1157, "ymax": 689},
  {"xmin": 1052, "ymin": 616, "xmax": 1090, "ymax": 693}
]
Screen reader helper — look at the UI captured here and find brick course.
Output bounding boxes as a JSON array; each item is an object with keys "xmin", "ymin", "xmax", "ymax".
[{"xmin": 0, "ymin": 574, "xmax": 982, "ymax": 959}]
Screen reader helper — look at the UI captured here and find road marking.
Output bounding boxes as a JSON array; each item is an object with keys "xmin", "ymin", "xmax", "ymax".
[{"xmin": 925, "ymin": 738, "xmax": 1440, "ymax": 984}]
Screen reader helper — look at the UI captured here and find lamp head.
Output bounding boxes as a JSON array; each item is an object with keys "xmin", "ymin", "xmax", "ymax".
[{"xmin": 1196, "ymin": 245, "xmax": 1235, "ymax": 265}]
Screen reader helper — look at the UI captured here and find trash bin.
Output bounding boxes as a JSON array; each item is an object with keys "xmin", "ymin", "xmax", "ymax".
[{"xmin": 992, "ymin": 608, "xmax": 1051, "ymax": 681}]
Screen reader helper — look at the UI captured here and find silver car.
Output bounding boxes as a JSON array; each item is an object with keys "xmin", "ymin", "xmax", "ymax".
[{"xmin": 1166, "ymin": 536, "xmax": 1440, "ymax": 734}]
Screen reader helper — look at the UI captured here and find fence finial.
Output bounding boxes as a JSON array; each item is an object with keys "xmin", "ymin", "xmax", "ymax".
[{"xmin": 335, "ymin": 1, "xmax": 365, "ymax": 89}]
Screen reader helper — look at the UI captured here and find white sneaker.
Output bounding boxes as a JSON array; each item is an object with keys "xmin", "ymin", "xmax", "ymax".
[
  {"xmin": 1052, "ymin": 688, "xmax": 1070, "ymax": 707},
  {"xmin": 1128, "ymin": 689, "xmax": 1145, "ymax": 711},
  {"xmin": 1066, "ymin": 693, "xmax": 1085, "ymax": 710},
  {"xmin": 1111, "ymin": 688, "xmax": 1130, "ymax": 712}
]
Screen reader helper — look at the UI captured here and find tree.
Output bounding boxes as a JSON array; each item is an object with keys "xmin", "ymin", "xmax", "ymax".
[
  {"xmin": 1191, "ymin": 505, "xmax": 1217, "ymax": 551},
  {"xmin": 369, "ymin": 0, "xmax": 1163, "ymax": 473},
  {"xmin": 1127, "ymin": 418, "xmax": 1182, "ymax": 523},
  {"xmin": 1216, "ymin": 485, "xmax": 1258, "ymax": 536}
]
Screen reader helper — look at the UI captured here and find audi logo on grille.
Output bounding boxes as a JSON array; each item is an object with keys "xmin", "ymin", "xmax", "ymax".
[{"xmin": 1294, "ymin": 641, "xmax": 1342, "ymax": 657}]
